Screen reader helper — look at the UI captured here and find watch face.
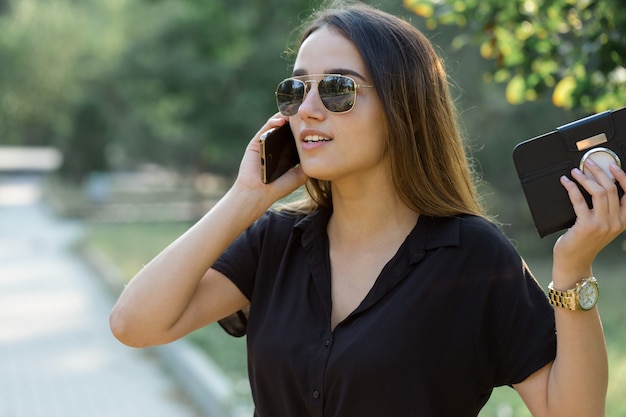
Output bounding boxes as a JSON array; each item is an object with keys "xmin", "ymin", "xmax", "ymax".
[{"xmin": 578, "ymin": 281, "xmax": 599, "ymax": 310}]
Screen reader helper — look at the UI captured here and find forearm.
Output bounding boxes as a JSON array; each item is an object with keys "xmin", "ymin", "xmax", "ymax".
[
  {"xmin": 110, "ymin": 187, "xmax": 270, "ymax": 344},
  {"xmin": 110, "ymin": 116, "xmax": 307, "ymax": 346},
  {"xmin": 547, "ymin": 265, "xmax": 608, "ymax": 417},
  {"xmin": 526, "ymin": 136, "xmax": 625, "ymax": 417}
]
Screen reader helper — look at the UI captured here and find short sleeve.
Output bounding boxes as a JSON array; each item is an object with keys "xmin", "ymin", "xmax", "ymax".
[
  {"xmin": 212, "ymin": 213, "xmax": 268, "ymax": 337},
  {"xmin": 463, "ymin": 220, "xmax": 556, "ymax": 386},
  {"xmin": 490, "ymin": 259, "xmax": 557, "ymax": 386},
  {"xmin": 212, "ymin": 219, "xmax": 265, "ymax": 302},
  {"xmin": 212, "ymin": 210, "xmax": 304, "ymax": 337}
]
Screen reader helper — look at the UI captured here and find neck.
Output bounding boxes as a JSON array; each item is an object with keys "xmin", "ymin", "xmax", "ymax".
[{"xmin": 328, "ymin": 180, "xmax": 419, "ymax": 245}]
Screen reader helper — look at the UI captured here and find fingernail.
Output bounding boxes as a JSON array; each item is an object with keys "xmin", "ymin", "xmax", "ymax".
[{"xmin": 585, "ymin": 158, "xmax": 596, "ymax": 166}]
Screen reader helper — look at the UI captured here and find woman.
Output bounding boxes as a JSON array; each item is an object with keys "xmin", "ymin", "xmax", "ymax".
[{"xmin": 110, "ymin": 2, "xmax": 625, "ymax": 416}]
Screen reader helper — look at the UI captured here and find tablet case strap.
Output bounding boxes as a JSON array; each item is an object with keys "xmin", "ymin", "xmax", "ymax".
[{"xmin": 557, "ymin": 110, "xmax": 614, "ymax": 151}]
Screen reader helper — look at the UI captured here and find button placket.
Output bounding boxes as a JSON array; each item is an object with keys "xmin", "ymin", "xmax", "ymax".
[{"xmin": 310, "ymin": 333, "xmax": 332, "ymax": 406}]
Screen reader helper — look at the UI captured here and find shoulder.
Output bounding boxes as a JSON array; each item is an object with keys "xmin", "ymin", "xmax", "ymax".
[
  {"xmin": 247, "ymin": 208, "xmax": 307, "ymax": 238},
  {"xmin": 457, "ymin": 215, "xmax": 515, "ymax": 252},
  {"xmin": 417, "ymin": 214, "xmax": 522, "ymax": 277},
  {"xmin": 242, "ymin": 207, "xmax": 331, "ymax": 252},
  {"xmin": 438, "ymin": 215, "xmax": 522, "ymax": 271},
  {"xmin": 425, "ymin": 214, "xmax": 513, "ymax": 252}
]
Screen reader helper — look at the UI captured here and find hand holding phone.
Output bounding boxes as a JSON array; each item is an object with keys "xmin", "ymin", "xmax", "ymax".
[{"xmin": 259, "ymin": 123, "xmax": 300, "ymax": 183}]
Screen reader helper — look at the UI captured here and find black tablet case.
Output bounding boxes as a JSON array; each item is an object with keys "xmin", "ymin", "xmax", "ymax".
[{"xmin": 513, "ymin": 107, "xmax": 626, "ymax": 238}]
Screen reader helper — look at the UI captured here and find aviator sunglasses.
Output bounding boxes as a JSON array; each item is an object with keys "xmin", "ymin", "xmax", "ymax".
[{"xmin": 275, "ymin": 74, "xmax": 374, "ymax": 116}]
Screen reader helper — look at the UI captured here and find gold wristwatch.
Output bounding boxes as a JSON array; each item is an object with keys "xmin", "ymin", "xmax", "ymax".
[{"xmin": 548, "ymin": 277, "xmax": 599, "ymax": 311}]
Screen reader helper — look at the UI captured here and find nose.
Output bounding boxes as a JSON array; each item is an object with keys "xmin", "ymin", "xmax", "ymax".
[{"xmin": 296, "ymin": 80, "xmax": 326, "ymax": 120}]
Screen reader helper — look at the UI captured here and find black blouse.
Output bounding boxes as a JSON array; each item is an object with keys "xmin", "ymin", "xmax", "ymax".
[{"xmin": 214, "ymin": 208, "xmax": 556, "ymax": 417}]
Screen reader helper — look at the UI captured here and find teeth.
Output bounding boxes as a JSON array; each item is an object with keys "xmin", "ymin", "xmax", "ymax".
[{"xmin": 304, "ymin": 135, "xmax": 331, "ymax": 143}]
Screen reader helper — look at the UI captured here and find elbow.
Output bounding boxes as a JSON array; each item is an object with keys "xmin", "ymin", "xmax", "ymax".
[{"xmin": 109, "ymin": 306, "xmax": 150, "ymax": 348}]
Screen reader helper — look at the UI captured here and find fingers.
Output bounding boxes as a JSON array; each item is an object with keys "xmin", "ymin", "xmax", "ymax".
[
  {"xmin": 560, "ymin": 173, "xmax": 588, "ymax": 218},
  {"xmin": 240, "ymin": 114, "xmax": 306, "ymax": 198},
  {"xmin": 252, "ymin": 115, "xmax": 287, "ymax": 142},
  {"xmin": 610, "ymin": 162, "xmax": 626, "ymax": 203},
  {"xmin": 553, "ymin": 158, "xmax": 625, "ymax": 274},
  {"xmin": 246, "ymin": 115, "xmax": 290, "ymax": 153},
  {"xmin": 562, "ymin": 158, "xmax": 625, "ymax": 237},
  {"xmin": 578, "ymin": 159, "xmax": 618, "ymax": 214},
  {"xmin": 611, "ymin": 162, "xmax": 626, "ymax": 222},
  {"xmin": 265, "ymin": 113, "xmax": 289, "ymax": 131}
]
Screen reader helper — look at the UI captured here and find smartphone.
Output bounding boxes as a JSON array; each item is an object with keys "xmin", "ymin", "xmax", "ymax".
[{"xmin": 259, "ymin": 123, "xmax": 300, "ymax": 183}]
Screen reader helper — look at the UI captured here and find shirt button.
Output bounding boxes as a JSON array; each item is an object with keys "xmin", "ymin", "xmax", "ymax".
[
  {"xmin": 313, "ymin": 390, "xmax": 321, "ymax": 399},
  {"xmin": 324, "ymin": 339, "xmax": 331, "ymax": 347}
]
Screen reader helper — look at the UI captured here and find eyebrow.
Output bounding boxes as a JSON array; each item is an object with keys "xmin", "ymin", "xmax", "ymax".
[{"xmin": 291, "ymin": 68, "xmax": 369, "ymax": 81}]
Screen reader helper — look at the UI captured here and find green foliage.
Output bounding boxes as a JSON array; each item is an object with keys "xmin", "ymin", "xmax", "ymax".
[
  {"xmin": 0, "ymin": 0, "xmax": 89, "ymax": 144},
  {"xmin": 0, "ymin": 0, "xmax": 314, "ymax": 179},
  {"xmin": 404, "ymin": 0, "xmax": 626, "ymax": 113},
  {"xmin": 0, "ymin": 0, "xmax": 143, "ymax": 179},
  {"xmin": 0, "ymin": 0, "xmax": 577, "ymax": 236},
  {"xmin": 0, "ymin": 0, "xmax": 600, "ymax": 232},
  {"xmin": 100, "ymin": 0, "xmax": 307, "ymax": 174}
]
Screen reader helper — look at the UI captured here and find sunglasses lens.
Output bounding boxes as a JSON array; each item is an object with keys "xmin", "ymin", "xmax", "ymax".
[
  {"xmin": 275, "ymin": 75, "xmax": 359, "ymax": 116},
  {"xmin": 276, "ymin": 79, "xmax": 305, "ymax": 116},
  {"xmin": 319, "ymin": 76, "xmax": 356, "ymax": 113}
]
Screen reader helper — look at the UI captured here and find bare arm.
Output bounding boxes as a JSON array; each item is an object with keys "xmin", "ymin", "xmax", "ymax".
[
  {"xmin": 515, "ymin": 160, "xmax": 626, "ymax": 417},
  {"xmin": 109, "ymin": 116, "xmax": 307, "ymax": 347}
]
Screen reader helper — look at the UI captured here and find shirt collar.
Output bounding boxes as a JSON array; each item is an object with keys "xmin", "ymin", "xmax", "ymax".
[
  {"xmin": 292, "ymin": 206, "xmax": 332, "ymax": 248},
  {"xmin": 293, "ymin": 207, "xmax": 462, "ymax": 261}
]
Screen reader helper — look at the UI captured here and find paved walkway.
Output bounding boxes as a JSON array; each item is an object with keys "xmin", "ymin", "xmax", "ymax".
[{"xmin": 0, "ymin": 175, "xmax": 203, "ymax": 417}]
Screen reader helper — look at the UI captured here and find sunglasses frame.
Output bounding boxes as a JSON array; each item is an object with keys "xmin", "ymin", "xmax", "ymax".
[{"xmin": 275, "ymin": 74, "xmax": 374, "ymax": 116}]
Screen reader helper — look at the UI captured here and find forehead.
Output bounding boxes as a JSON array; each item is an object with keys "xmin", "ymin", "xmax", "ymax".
[{"xmin": 293, "ymin": 26, "xmax": 367, "ymax": 76}]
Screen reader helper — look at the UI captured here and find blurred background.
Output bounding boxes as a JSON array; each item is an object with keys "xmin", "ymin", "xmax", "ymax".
[{"xmin": 1, "ymin": 0, "xmax": 625, "ymax": 416}]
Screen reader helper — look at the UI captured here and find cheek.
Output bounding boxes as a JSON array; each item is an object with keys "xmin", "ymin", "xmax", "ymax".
[
  {"xmin": 368, "ymin": 98, "xmax": 389, "ymax": 140},
  {"xmin": 349, "ymin": 100, "xmax": 388, "ymax": 149},
  {"xmin": 365, "ymin": 112, "xmax": 389, "ymax": 157}
]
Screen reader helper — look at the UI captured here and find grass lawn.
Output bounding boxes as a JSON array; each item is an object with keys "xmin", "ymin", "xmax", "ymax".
[{"xmin": 84, "ymin": 221, "xmax": 626, "ymax": 416}]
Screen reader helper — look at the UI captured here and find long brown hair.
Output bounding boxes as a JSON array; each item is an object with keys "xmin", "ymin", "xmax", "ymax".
[{"xmin": 286, "ymin": 1, "xmax": 485, "ymax": 218}]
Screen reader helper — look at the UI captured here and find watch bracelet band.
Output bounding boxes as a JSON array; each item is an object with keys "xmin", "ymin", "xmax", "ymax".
[
  {"xmin": 548, "ymin": 286, "xmax": 578, "ymax": 310},
  {"xmin": 548, "ymin": 277, "xmax": 597, "ymax": 311}
]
